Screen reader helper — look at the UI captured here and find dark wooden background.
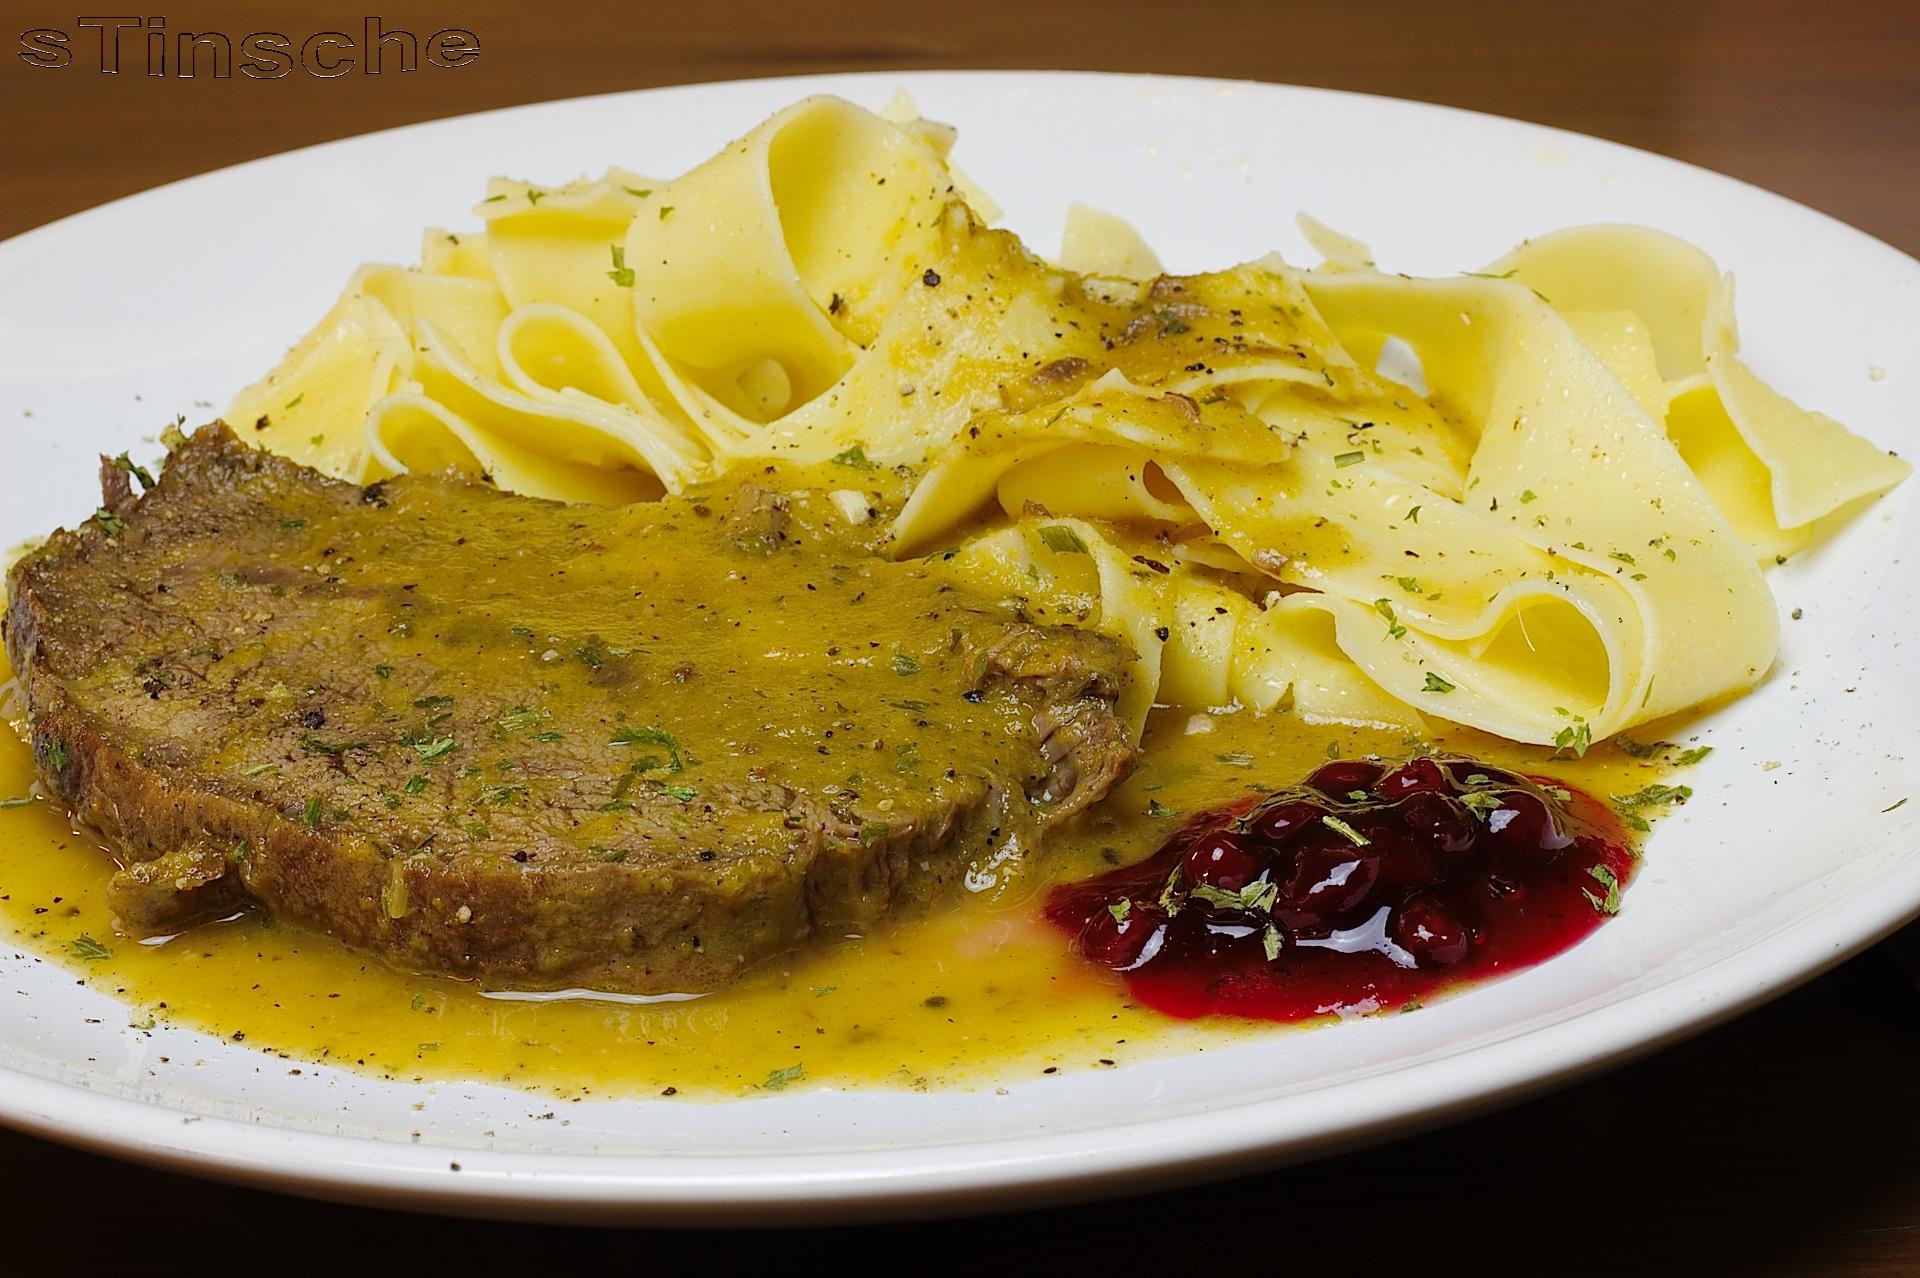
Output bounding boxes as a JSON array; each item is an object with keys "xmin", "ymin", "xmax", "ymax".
[{"xmin": 2, "ymin": 1, "xmax": 1915, "ymax": 1270}]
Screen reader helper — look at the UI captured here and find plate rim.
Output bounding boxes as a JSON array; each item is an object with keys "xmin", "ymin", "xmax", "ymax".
[
  {"xmin": 4, "ymin": 873, "xmax": 1911, "ymax": 1225},
  {"xmin": 2, "ymin": 67, "xmax": 1917, "ymax": 1224},
  {"xmin": 7, "ymin": 66, "xmax": 1916, "ymax": 266}
]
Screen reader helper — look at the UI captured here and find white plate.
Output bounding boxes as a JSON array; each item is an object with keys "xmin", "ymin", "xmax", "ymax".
[{"xmin": 1, "ymin": 71, "xmax": 1916, "ymax": 1225}]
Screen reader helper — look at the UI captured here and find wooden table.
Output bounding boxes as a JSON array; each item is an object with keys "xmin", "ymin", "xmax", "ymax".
[{"xmin": 2, "ymin": 1, "xmax": 1915, "ymax": 1269}]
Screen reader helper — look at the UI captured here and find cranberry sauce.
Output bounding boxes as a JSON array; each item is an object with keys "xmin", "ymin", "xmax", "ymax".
[{"xmin": 1045, "ymin": 754, "xmax": 1635, "ymax": 1022}]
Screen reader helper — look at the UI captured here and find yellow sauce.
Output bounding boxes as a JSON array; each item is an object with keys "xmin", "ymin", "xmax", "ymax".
[{"xmin": 0, "ymin": 659, "xmax": 1679, "ymax": 1099}]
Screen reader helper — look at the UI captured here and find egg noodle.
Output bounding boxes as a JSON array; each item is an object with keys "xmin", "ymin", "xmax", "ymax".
[{"xmin": 230, "ymin": 94, "xmax": 1909, "ymax": 748}]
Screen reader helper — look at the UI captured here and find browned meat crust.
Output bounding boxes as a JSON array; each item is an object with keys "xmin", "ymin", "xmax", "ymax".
[{"xmin": 4, "ymin": 426, "xmax": 1136, "ymax": 992}]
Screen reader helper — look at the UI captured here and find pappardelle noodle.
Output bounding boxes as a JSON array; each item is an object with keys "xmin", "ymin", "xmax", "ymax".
[{"xmin": 230, "ymin": 93, "xmax": 1909, "ymax": 750}]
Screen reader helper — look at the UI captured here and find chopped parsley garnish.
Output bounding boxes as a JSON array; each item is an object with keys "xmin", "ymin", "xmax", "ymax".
[
  {"xmin": 1422, "ymin": 672, "xmax": 1455, "ymax": 694},
  {"xmin": 1884, "ymin": 797, "xmax": 1909, "ymax": 813},
  {"xmin": 1616, "ymin": 738, "xmax": 1712, "ymax": 768},
  {"xmin": 0, "ymin": 796, "xmax": 31, "ymax": 810},
  {"xmin": 610, "ymin": 725, "xmax": 683, "ymax": 771},
  {"xmin": 1147, "ymin": 798, "xmax": 1176, "ymax": 819},
  {"xmin": 373, "ymin": 664, "xmax": 393, "ymax": 679},
  {"xmin": 1334, "ymin": 450, "xmax": 1365, "ymax": 467},
  {"xmin": 1460, "ymin": 790, "xmax": 1505, "ymax": 819},
  {"xmin": 497, "ymin": 705, "xmax": 552, "ymax": 733},
  {"xmin": 1396, "ymin": 576, "xmax": 1422, "ymax": 593},
  {"xmin": 42, "ymin": 740, "xmax": 70, "ymax": 772},
  {"xmin": 1191, "ymin": 879, "xmax": 1279, "ymax": 913},
  {"xmin": 1216, "ymin": 752, "xmax": 1254, "ymax": 768},
  {"xmin": 403, "ymin": 775, "xmax": 429, "ymax": 796},
  {"xmin": 1036, "ymin": 524, "xmax": 1089, "ymax": 554},
  {"xmin": 891, "ymin": 653, "xmax": 920, "ymax": 675},
  {"xmin": 1155, "ymin": 864, "xmax": 1187, "ymax": 914},
  {"xmin": 762, "ymin": 1063, "xmax": 805, "ymax": 1091},
  {"xmin": 1406, "ymin": 505, "xmax": 1421, "ymax": 523},
  {"xmin": 1373, "ymin": 598, "xmax": 1407, "ymax": 640},
  {"xmin": 658, "ymin": 205, "xmax": 674, "ymax": 220},
  {"xmin": 662, "ymin": 784, "xmax": 698, "ymax": 802},
  {"xmin": 830, "ymin": 444, "xmax": 875, "ymax": 471},
  {"xmin": 1614, "ymin": 783, "xmax": 1693, "ymax": 809},
  {"xmin": 623, "ymin": 186, "xmax": 653, "ymax": 199},
  {"xmin": 573, "ymin": 637, "xmax": 609, "ymax": 670},
  {"xmin": 71, "ymin": 935, "xmax": 113, "ymax": 961},
  {"xmin": 1107, "ymin": 899, "xmax": 1132, "ymax": 924},
  {"xmin": 1551, "ymin": 717, "xmax": 1593, "ymax": 758},
  {"xmin": 1584, "ymin": 865, "xmax": 1623, "ymax": 915},
  {"xmin": 1609, "ymin": 551, "xmax": 1636, "ymax": 565},
  {"xmin": 92, "ymin": 508, "xmax": 127, "ymax": 537},
  {"xmin": 859, "ymin": 823, "xmax": 891, "ymax": 845},
  {"xmin": 1519, "ymin": 489, "xmax": 1537, "ymax": 504},
  {"xmin": 301, "ymin": 795, "xmax": 324, "ymax": 830},
  {"xmin": 110, "ymin": 452, "xmax": 155, "ymax": 489},
  {"xmin": 606, "ymin": 244, "xmax": 634, "ymax": 288},
  {"xmin": 411, "ymin": 736, "xmax": 457, "ymax": 761},
  {"xmin": 1262, "ymin": 925, "xmax": 1284, "ymax": 961}
]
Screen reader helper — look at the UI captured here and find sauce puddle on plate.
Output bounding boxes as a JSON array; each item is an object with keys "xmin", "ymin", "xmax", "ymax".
[{"xmin": 0, "ymin": 659, "xmax": 1680, "ymax": 1098}]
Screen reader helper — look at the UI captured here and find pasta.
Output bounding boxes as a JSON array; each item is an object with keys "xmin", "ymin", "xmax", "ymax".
[{"xmin": 228, "ymin": 95, "xmax": 1909, "ymax": 749}]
